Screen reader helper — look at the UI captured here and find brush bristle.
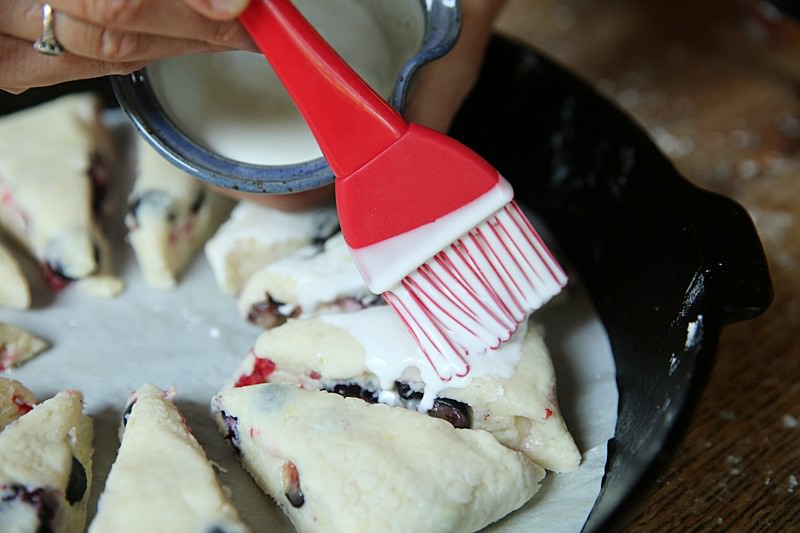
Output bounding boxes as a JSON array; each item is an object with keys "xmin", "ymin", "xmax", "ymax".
[{"xmin": 383, "ymin": 202, "xmax": 567, "ymax": 381}]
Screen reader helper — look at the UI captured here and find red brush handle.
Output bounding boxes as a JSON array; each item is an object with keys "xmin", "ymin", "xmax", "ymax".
[{"xmin": 239, "ymin": 0, "xmax": 408, "ymax": 177}]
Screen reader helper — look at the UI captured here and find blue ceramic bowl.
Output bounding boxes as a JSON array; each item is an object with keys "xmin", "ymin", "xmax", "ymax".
[{"xmin": 111, "ymin": 0, "xmax": 461, "ymax": 194}]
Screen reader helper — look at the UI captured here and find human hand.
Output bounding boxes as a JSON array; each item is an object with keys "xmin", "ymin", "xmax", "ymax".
[
  {"xmin": 404, "ymin": 0, "xmax": 507, "ymax": 132},
  {"xmin": 0, "ymin": 0, "xmax": 255, "ymax": 94}
]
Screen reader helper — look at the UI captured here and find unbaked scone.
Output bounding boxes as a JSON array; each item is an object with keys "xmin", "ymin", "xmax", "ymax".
[
  {"xmin": 204, "ymin": 201, "xmax": 339, "ymax": 295},
  {"xmin": 126, "ymin": 139, "xmax": 234, "ymax": 289},
  {"xmin": 0, "ymin": 377, "xmax": 36, "ymax": 431},
  {"xmin": 0, "ymin": 241, "xmax": 30, "ymax": 309},
  {"xmin": 0, "ymin": 323, "xmax": 49, "ymax": 371},
  {"xmin": 228, "ymin": 306, "xmax": 580, "ymax": 473},
  {"xmin": 0, "ymin": 93, "xmax": 119, "ymax": 292},
  {"xmin": 89, "ymin": 384, "xmax": 248, "ymax": 533},
  {"xmin": 237, "ymin": 232, "xmax": 380, "ymax": 329},
  {"xmin": 0, "ymin": 390, "xmax": 93, "ymax": 533},
  {"xmin": 212, "ymin": 383, "xmax": 544, "ymax": 533}
]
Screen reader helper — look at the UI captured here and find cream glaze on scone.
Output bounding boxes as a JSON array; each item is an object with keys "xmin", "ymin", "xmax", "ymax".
[
  {"xmin": 212, "ymin": 383, "xmax": 544, "ymax": 533},
  {"xmin": 126, "ymin": 139, "xmax": 234, "ymax": 289},
  {"xmin": 0, "ymin": 93, "xmax": 117, "ymax": 288},
  {"xmin": 237, "ymin": 232, "xmax": 380, "ymax": 329},
  {"xmin": 204, "ymin": 201, "xmax": 339, "ymax": 295},
  {"xmin": 0, "ymin": 377, "xmax": 36, "ymax": 431},
  {"xmin": 0, "ymin": 390, "xmax": 93, "ymax": 533},
  {"xmin": 229, "ymin": 307, "xmax": 580, "ymax": 473},
  {"xmin": 0, "ymin": 241, "xmax": 30, "ymax": 309},
  {"xmin": 89, "ymin": 384, "xmax": 248, "ymax": 533},
  {"xmin": 0, "ymin": 323, "xmax": 50, "ymax": 371}
]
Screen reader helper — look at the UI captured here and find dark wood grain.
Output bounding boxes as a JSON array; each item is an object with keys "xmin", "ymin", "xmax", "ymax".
[{"xmin": 497, "ymin": 0, "xmax": 800, "ymax": 530}]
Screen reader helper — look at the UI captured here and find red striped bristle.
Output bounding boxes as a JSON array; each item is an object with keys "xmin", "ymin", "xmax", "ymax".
[{"xmin": 384, "ymin": 202, "xmax": 567, "ymax": 381}]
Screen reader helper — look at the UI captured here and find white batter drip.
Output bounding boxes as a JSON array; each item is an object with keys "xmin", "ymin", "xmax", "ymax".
[
  {"xmin": 320, "ymin": 306, "xmax": 525, "ymax": 411},
  {"xmin": 238, "ymin": 233, "xmax": 372, "ymax": 317}
]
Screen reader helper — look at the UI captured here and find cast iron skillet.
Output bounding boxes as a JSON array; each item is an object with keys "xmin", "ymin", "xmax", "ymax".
[
  {"xmin": 449, "ymin": 36, "xmax": 773, "ymax": 531},
  {"xmin": 0, "ymin": 34, "xmax": 772, "ymax": 532}
]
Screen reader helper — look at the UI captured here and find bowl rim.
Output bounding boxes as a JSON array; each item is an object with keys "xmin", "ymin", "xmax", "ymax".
[{"xmin": 110, "ymin": 0, "xmax": 462, "ymax": 194}]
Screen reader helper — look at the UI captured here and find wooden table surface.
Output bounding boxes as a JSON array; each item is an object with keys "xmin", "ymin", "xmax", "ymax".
[{"xmin": 496, "ymin": 0, "xmax": 799, "ymax": 530}]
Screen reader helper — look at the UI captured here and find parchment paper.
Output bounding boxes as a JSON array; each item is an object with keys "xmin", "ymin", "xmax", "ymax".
[{"xmin": 0, "ymin": 112, "xmax": 617, "ymax": 532}]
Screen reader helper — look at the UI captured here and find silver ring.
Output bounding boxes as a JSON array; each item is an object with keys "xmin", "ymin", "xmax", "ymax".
[{"xmin": 33, "ymin": 3, "xmax": 64, "ymax": 57}]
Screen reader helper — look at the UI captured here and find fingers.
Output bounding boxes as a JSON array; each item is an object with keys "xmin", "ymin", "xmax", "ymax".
[
  {"xmin": 405, "ymin": 0, "xmax": 508, "ymax": 132},
  {"xmin": 0, "ymin": 35, "xmax": 146, "ymax": 93},
  {"xmin": 3, "ymin": 5, "xmax": 223, "ymax": 63},
  {"xmin": 49, "ymin": 15, "xmax": 228, "ymax": 63},
  {"xmin": 0, "ymin": 0, "xmax": 253, "ymax": 92},
  {"xmin": 183, "ymin": 0, "xmax": 252, "ymax": 21},
  {"xmin": 46, "ymin": 0, "xmax": 253, "ymax": 49}
]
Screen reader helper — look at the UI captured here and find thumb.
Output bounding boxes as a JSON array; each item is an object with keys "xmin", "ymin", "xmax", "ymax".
[{"xmin": 184, "ymin": 0, "xmax": 252, "ymax": 20}]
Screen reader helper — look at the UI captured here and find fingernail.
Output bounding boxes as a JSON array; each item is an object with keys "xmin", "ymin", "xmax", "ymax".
[{"xmin": 211, "ymin": 0, "xmax": 250, "ymax": 15}]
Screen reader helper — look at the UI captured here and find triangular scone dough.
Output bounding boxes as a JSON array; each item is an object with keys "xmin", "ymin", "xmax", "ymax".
[
  {"xmin": 0, "ymin": 241, "xmax": 30, "ymax": 309},
  {"xmin": 0, "ymin": 94, "xmax": 113, "ymax": 285},
  {"xmin": 440, "ymin": 325, "xmax": 580, "ymax": 473},
  {"xmin": 229, "ymin": 306, "xmax": 581, "ymax": 473},
  {"xmin": 212, "ymin": 384, "xmax": 544, "ymax": 533},
  {"xmin": 204, "ymin": 201, "xmax": 339, "ymax": 295},
  {"xmin": 126, "ymin": 139, "xmax": 234, "ymax": 289},
  {"xmin": 0, "ymin": 93, "xmax": 117, "ymax": 290},
  {"xmin": 237, "ymin": 232, "xmax": 380, "ymax": 328},
  {"xmin": 0, "ymin": 377, "xmax": 36, "ymax": 431},
  {"xmin": 0, "ymin": 390, "xmax": 93, "ymax": 533},
  {"xmin": 0, "ymin": 323, "xmax": 50, "ymax": 371},
  {"xmin": 89, "ymin": 384, "xmax": 248, "ymax": 533}
]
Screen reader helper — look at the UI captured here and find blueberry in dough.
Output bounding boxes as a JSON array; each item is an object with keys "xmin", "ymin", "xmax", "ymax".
[{"xmin": 65, "ymin": 456, "xmax": 87, "ymax": 504}]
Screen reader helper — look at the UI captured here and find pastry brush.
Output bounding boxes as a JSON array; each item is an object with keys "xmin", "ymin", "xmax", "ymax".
[{"xmin": 239, "ymin": 0, "xmax": 567, "ymax": 380}]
